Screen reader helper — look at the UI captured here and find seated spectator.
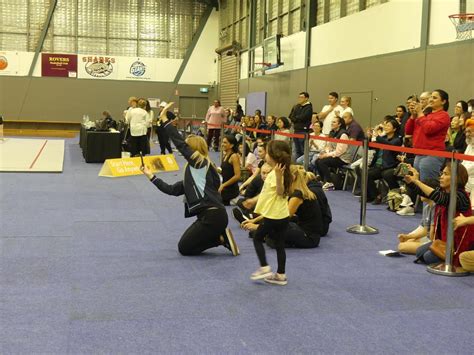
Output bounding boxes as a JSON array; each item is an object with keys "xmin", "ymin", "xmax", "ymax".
[
  {"xmin": 232, "ymin": 163, "xmax": 273, "ymax": 223},
  {"xmin": 365, "ymin": 118, "xmax": 402, "ymax": 203},
  {"xmin": 271, "ymin": 165, "xmax": 322, "ymax": 248},
  {"xmin": 467, "ymin": 99, "xmax": 473, "ymax": 119},
  {"xmin": 446, "ymin": 115, "xmax": 466, "ymax": 152},
  {"xmin": 266, "ymin": 115, "xmax": 278, "ymax": 131},
  {"xmin": 240, "ymin": 143, "xmax": 267, "ymax": 194},
  {"xmin": 398, "ymin": 178, "xmax": 438, "ymax": 254},
  {"xmin": 405, "ymin": 164, "xmax": 473, "ymax": 266},
  {"xmin": 454, "ymin": 214, "xmax": 474, "ymax": 271},
  {"xmin": 315, "ymin": 117, "xmax": 352, "ymax": 190},
  {"xmin": 239, "ymin": 142, "xmax": 258, "ymax": 174},
  {"xmin": 461, "ymin": 123, "xmax": 474, "ymax": 209},
  {"xmin": 342, "ymin": 111, "xmax": 364, "ymax": 141},
  {"xmin": 405, "ymin": 89, "xmax": 451, "ymax": 181},
  {"xmin": 274, "ymin": 116, "xmax": 291, "ymax": 141},
  {"xmin": 296, "ymin": 120, "xmax": 325, "ymax": 167},
  {"xmin": 219, "ymin": 135, "xmax": 241, "ymax": 205}
]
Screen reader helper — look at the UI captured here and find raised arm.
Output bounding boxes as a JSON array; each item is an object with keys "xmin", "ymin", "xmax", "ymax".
[{"xmin": 140, "ymin": 165, "xmax": 184, "ymax": 196}]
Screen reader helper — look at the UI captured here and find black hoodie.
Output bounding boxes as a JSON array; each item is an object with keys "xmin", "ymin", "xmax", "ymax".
[{"xmin": 289, "ymin": 102, "xmax": 313, "ymax": 131}]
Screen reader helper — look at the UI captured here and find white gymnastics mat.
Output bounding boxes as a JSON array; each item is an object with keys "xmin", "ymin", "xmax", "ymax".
[{"xmin": 0, "ymin": 138, "xmax": 65, "ymax": 172}]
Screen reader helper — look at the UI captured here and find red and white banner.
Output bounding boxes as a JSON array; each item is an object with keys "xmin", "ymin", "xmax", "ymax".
[{"xmin": 41, "ymin": 53, "xmax": 77, "ymax": 77}]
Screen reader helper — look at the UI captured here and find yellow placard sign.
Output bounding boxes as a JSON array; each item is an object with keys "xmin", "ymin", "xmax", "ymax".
[{"xmin": 99, "ymin": 154, "xmax": 179, "ymax": 178}]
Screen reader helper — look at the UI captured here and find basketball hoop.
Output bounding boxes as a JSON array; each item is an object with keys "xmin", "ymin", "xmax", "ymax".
[{"xmin": 449, "ymin": 13, "xmax": 474, "ymax": 40}]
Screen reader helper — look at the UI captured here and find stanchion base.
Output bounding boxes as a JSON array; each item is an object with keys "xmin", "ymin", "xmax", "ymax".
[
  {"xmin": 427, "ymin": 263, "xmax": 470, "ymax": 277},
  {"xmin": 346, "ymin": 225, "xmax": 379, "ymax": 235}
]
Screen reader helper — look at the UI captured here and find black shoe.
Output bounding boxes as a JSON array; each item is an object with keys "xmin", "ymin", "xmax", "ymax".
[{"xmin": 232, "ymin": 208, "xmax": 247, "ymax": 224}]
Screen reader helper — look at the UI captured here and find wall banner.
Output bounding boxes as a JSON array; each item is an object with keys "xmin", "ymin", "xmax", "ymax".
[
  {"xmin": 0, "ymin": 51, "xmax": 20, "ymax": 75},
  {"xmin": 117, "ymin": 57, "xmax": 156, "ymax": 81},
  {"xmin": 78, "ymin": 55, "xmax": 118, "ymax": 80},
  {"xmin": 41, "ymin": 53, "xmax": 77, "ymax": 77}
]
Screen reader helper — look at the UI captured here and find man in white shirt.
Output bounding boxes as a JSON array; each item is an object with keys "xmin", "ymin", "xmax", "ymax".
[{"xmin": 317, "ymin": 92, "xmax": 343, "ymax": 135}]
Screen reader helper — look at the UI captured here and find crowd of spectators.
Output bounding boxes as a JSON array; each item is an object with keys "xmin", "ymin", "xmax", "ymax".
[{"xmin": 201, "ymin": 90, "xmax": 474, "ymax": 272}]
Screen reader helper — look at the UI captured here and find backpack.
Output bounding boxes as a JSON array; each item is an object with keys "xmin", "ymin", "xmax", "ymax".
[
  {"xmin": 311, "ymin": 182, "xmax": 332, "ymax": 236},
  {"xmin": 387, "ymin": 189, "xmax": 403, "ymax": 211}
]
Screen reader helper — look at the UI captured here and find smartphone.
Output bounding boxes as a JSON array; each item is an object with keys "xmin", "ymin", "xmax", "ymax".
[{"xmin": 139, "ymin": 153, "xmax": 144, "ymax": 167}]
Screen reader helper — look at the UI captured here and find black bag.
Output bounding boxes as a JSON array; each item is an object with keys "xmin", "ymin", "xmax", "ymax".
[
  {"xmin": 329, "ymin": 171, "xmax": 344, "ymax": 190},
  {"xmin": 311, "ymin": 182, "xmax": 332, "ymax": 236}
]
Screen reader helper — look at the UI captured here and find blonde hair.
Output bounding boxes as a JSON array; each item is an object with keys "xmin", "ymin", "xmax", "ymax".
[
  {"xmin": 185, "ymin": 135, "xmax": 210, "ymax": 166},
  {"xmin": 342, "ymin": 96, "xmax": 352, "ymax": 106},
  {"xmin": 290, "ymin": 165, "xmax": 316, "ymax": 200},
  {"xmin": 128, "ymin": 96, "xmax": 138, "ymax": 103}
]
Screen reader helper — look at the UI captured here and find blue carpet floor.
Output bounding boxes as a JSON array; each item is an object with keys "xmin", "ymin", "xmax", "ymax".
[{"xmin": 1, "ymin": 137, "xmax": 473, "ymax": 354}]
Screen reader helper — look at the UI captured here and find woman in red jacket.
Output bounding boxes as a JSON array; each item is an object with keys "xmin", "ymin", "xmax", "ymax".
[{"xmin": 405, "ymin": 90, "xmax": 451, "ymax": 181}]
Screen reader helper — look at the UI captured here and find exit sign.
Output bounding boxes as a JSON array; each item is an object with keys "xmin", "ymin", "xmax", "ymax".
[{"xmin": 200, "ymin": 87, "xmax": 209, "ymax": 93}]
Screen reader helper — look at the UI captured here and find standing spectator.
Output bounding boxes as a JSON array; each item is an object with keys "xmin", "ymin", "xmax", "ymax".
[
  {"xmin": 335, "ymin": 96, "xmax": 354, "ymax": 119},
  {"xmin": 342, "ymin": 111, "xmax": 364, "ymax": 141},
  {"xmin": 317, "ymin": 92, "xmax": 343, "ymax": 135},
  {"xmin": 395, "ymin": 105, "xmax": 408, "ymax": 136},
  {"xmin": 454, "ymin": 100, "xmax": 469, "ymax": 123},
  {"xmin": 405, "ymin": 89, "xmax": 451, "ymax": 181},
  {"xmin": 125, "ymin": 98, "xmax": 151, "ymax": 156},
  {"xmin": 289, "ymin": 92, "xmax": 313, "ymax": 160},
  {"xmin": 446, "ymin": 115, "xmax": 466, "ymax": 152},
  {"xmin": 234, "ymin": 104, "xmax": 244, "ymax": 122},
  {"xmin": 205, "ymin": 99, "xmax": 226, "ymax": 151}
]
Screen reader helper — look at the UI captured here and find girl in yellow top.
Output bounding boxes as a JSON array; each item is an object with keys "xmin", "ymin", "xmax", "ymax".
[{"xmin": 242, "ymin": 140, "xmax": 292, "ymax": 285}]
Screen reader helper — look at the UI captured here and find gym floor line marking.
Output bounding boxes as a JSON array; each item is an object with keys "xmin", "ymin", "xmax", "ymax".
[{"xmin": 29, "ymin": 139, "xmax": 48, "ymax": 169}]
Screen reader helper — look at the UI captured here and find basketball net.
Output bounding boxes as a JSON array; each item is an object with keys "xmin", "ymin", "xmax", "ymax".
[{"xmin": 449, "ymin": 14, "xmax": 474, "ymax": 40}]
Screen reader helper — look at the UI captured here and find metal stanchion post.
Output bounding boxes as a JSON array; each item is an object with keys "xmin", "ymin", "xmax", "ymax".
[
  {"xmin": 427, "ymin": 157, "xmax": 469, "ymax": 276},
  {"xmin": 271, "ymin": 129, "xmax": 275, "ymax": 141},
  {"xmin": 347, "ymin": 138, "xmax": 379, "ymax": 235},
  {"xmin": 241, "ymin": 127, "xmax": 247, "ymax": 170},
  {"xmin": 219, "ymin": 123, "xmax": 224, "ymax": 162},
  {"xmin": 303, "ymin": 133, "xmax": 310, "ymax": 171}
]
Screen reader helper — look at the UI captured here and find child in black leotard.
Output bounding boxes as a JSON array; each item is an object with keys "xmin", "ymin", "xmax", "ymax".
[{"xmin": 219, "ymin": 135, "xmax": 241, "ymax": 205}]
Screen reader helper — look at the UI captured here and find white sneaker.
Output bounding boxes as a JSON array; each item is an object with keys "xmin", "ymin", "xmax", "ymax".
[
  {"xmin": 322, "ymin": 182, "xmax": 334, "ymax": 191},
  {"xmin": 396, "ymin": 206, "xmax": 415, "ymax": 216},
  {"xmin": 399, "ymin": 194, "xmax": 413, "ymax": 207},
  {"xmin": 250, "ymin": 266, "xmax": 272, "ymax": 280},
  {"xmin": 264, "ymin": 273, "xmax": 288, "ymax": 286}
]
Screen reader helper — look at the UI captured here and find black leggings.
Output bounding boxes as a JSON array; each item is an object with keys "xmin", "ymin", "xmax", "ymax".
[
  {"xmin": 178, "ymin": 208, "xmax": 228, "ymax": 256},
  {"xmin": 253, "ymin": 217, "xmax": 289, "ymax": 274},
  {"xmin": 156, "ymin": 125, "xmax": 172, "ymax": 154},
  {"xmin": 130, "ymin": 135, "xmax": 148, "ymax": 156}
]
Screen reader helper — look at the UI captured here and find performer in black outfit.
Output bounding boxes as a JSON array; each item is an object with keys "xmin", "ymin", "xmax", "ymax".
[
  {"xmin": 219, "ymin": 135, "xmax": 241, "ymax": 205},
  {"xmin": 156, "ymin": 101, "xmax": 175, "ymax": 155},
  {"xmin": 141, "ymin": 102, "xmax": 239, "ymax": 256}
]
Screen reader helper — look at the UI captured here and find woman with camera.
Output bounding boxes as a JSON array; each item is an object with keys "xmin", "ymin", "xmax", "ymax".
[
  {"xmin": 404, "ymin": 90, "xmax": 451, "ymax": 181},
  {"xmin": 404, "ymin": 164, "xmax": 473, "ymax": 266},
  {"xmin": 140, "ymin": 102, "xmax": 239, "ymax": 257}
]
